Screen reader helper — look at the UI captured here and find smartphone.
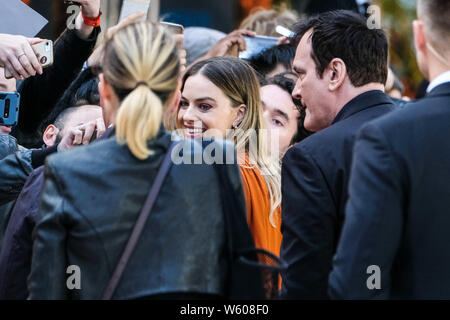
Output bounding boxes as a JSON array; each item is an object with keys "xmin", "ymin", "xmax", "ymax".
[
  {"xmin": 0, "ymin": 92, "xmax": 20, "ymax": 127},
  {"xmin": 3, "ymin": 40, "xmax": 54, "ymax": 79},
  {"xmin": 119, "ymin": 0, "xmax": 151, "ymax": 22},
  {"xmin": 161, "ymin": 22, "xmax": 184, "ymax": 35},
  {"xmin": 239, "ymin": 35, "xmax": 279, "ymax": 60}
]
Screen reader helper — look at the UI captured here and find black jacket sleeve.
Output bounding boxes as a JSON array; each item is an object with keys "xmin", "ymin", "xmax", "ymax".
[
  {"xmin": 16, "ymin": 27, "xmax": 100, "ymax": 135},
  {"xmin": 328, "ymin": 122, "xmax": 405, "ymax": 299},
  {"xmin": 280, "ymin": 144, "xmax": 338, "ymax": 299}
]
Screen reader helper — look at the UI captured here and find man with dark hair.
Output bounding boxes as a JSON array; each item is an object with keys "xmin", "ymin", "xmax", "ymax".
[
  {"xmin": 280, "ymin": 10, "xmax": 395, "ymax": 299},
  {"xmin": 261, "ymin": 73, "xmax": 310, "ymax": 156},
  {"xmin": 0, "ymin": 104, "xmax": 102, "ymax": 299},
  {"xmin": 249, "ymin": 45, "xmax": 296, "ymax": 79},
  {"xmin": 329, "ymin": 0, "xmax": 450, "ymax": 299}
]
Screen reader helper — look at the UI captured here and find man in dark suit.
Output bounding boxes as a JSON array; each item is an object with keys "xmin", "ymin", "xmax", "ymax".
[
  {"xmin": 280, "ymin": 11, "xmax": 395, "ymax": 299},
  {"xmin": 329, "ymin": 0, "xmax": 450, "ymax": 299}
]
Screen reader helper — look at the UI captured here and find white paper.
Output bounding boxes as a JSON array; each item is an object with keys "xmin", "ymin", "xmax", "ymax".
[
  {"xmin": 119, "ymin": 0, "xmax": 151, "ymax": 22},
  {"xmin": 0, "ymin": 0, "xmax": 48, "ymax": 37}
]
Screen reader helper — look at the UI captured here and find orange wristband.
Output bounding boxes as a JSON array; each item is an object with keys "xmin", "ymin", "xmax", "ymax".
[{"xmin": 82, "ymin": 11, "xmax": 102, "ymax": 27}]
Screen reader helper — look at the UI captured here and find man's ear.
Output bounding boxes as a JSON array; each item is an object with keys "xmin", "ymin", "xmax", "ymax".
[
  {"xmin": 234, "ymin": 104, "xmax": 248, "ymax": 127},
  {"xmin": 413, "ymin": 20, "xmax": 427, "ymax": 55},
  {"xmin": 43, "ymin": 125, "xmax": 60, "ymax": 147},
  {"xmin": 327, "ymin": 58, "xmax": 347, "ymax": 91}
]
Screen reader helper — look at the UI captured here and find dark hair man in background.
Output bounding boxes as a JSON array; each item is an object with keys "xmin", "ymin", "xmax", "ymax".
[
  {"xmin": 280, "ymin": 10, "xmax": 395, "ymax": 299},
  {"xmin": 0, "ymin": 103, "xmax": 102, "ymax": 300},
  {"xmin": 329, "ymin": 0, "xmax": 450, "ymax": 299}
]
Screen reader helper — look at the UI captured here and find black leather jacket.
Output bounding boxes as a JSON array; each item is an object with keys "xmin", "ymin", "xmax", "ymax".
[{"xmin": 28, "ymin": 131, "xmax": 245, "ymax": 299}]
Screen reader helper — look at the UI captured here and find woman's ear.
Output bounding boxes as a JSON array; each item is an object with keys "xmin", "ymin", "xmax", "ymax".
[
  {"xmin": 233, "ymin": 104, "xmax": 247, "ymax": 128},
  {"xmin": 42, "ymin": 124, "xmax": 60, "ymax": 147},
  {"xmin": 327, "ymin": 58, "xmax": 347, "ymax": 91},
  {"xmin": 98, "ymin": 73, "xmax": 113, "ymax": 104}
]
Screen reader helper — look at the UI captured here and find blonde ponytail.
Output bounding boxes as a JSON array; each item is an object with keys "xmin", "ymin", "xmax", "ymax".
[
  {"xmin": 116, "ymin": 86, "xmax": 163, "ymax": 159},
  {"xmin": 102, "ymin": 22, "xmax": 180, "ymax": 159}
]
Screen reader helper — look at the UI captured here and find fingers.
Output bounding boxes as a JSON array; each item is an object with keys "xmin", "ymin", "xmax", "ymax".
[
  {"xmin": 3, "ymin": 59, "xmax": 21, "ymax": 80},
  {"xmin": 7, "ymin": 55, "xmax": 29, "ymax": 79},
  {"xmin": 179, "ymin": 48, "xmax": 187, "ymax": 71},
  {"xmin": 1, "ymin": 36, "xmax": 47, "ymax": 79},
  {"xmin": 82, "ymin": 122, "xmax": 96, "ymax": 145},
  {"xmin": 28, "ymin": 37, "xmax": 43, "ymax": 45},
  {"xmin": 71, "ymin": 128, "xmax": 84, "ymax": 146},
  {"xmin": 277, "ymin": 36, "xmax": 290, "ymax": 45},
  {"xmin": 108, "ymin": 12, "xmax": 146, "ymax": 38},
  {"xmin": 235, "ymin": 36, "xmax": 247, "ymax": 52},
  {"xmin": 121, "ymin": 11, "xmax": 146, "ymax": 26},
  {"xmin": 96, "ymin": 118, "xmax": 106, "ymax": 138},
  {"xmin": 229, "ymin": 29, "xmax": 256, "ymax": 38},
  {"xmin": 22, "ymin": 41, "xmax": 43, "ymax": 75}
]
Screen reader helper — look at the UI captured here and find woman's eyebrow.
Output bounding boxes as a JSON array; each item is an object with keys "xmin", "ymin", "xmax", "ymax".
[
  {"xmin": 194, "ymin": 97, "xmax": 217, "ymax": 102},
  {"xmin": 180, "ymin": 96, "xmax": 217, "ymax": 102}
]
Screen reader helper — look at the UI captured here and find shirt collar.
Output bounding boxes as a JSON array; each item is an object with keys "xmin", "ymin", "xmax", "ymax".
[
  {"xmin": 332, "ymin": 90, "xmax": 392, "ymax": 124},
  {"xmin": 427, "ymin": 71, "xmax": 450, "ymax": 93}
]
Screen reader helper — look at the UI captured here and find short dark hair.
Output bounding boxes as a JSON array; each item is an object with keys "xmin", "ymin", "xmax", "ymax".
[
  {"xmin": 292, "ymin": 10, "xmax": 388, "ymax": 87},
  {"xmin": 262, "ymin": 73, "xmax": 311, "ymax": 144},
  {"xmin": 53, "ymin": 107, "xmax": 78, "ymax": 131},
  {"xmin": 419, "ymin": 0, "xmax": 450, "ymax": 52},
  {"xmin": 40, "ymin": 67, "xmax": 100, "ymax": 134},
  {"xmin": 248, "ymin": 44, "xmax": 296, "ymax": 78}
]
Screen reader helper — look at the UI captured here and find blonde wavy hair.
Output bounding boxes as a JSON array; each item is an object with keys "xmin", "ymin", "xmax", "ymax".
[
  {"xmin": 179, "ymin": 57, "xmax": 281, "ymax": 227},
  {"xmin": 102, "ymin": 21, "xmax": 180, "ymax": 160},
  {"xmin": 239, "ymin": 8, "xmax": 299, "ymax": 37}
]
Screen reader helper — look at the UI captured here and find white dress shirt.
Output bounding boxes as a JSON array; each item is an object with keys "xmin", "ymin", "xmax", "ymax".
[{"xmin": 427, "ymin": 70, "xmax": 450, "ymax": 93}]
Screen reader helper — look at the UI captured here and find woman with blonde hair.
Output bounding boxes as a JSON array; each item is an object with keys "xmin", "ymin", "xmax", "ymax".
[
  {"xmin": 28, "ymin": 22, "xmax": 248, "ymax": 299},
  {"xmin": 177, "ymin": 57, "xmax": 282, "ymax": 258},
  {"xmin": 239, "ymin": 7, "xmax": 299, "ymax": 37}
]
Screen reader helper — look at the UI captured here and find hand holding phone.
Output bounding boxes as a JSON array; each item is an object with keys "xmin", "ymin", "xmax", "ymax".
[
  {"xmin": 204, "ymin": 29, "xmax": 256, "ymax": 59},
  {"xmin": 0, "ymin": 92, "xmax": 20, "ymax": 127},
  {"xmin": 238, "ymin": 35, "xmax": 279, "ymax": 60},
  {"xmin": 0, "ymin": 33, "xmax": 45, "ymax": 80},
  {"xmin": 1, "ymin": 40, "xmax": 53, "ymax": 80}
]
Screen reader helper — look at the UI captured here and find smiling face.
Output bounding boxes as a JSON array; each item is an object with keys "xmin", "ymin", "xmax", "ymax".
[
  {"xmin": 261, "ymin": 84, "xmax": 299, "ymax": 155},
  {"xmin": 292, "ymin": 30, "xmax": 335, "ymax": 132},
  {"xmin": 178, "ymin": 74, "xmax": 241, "ymax": 139}
]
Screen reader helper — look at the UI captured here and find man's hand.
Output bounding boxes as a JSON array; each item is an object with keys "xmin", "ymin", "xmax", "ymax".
[
  {"xmin": 173, "ymin": 34, "xmax": 187, "ymax": 73},
  {"xmin": 73, "ymin": 0, "xmax": 101, "ymax": 40},
  {"xmin": 87, "ymin": 12, "xmax": 146, "ymax": 67},
  {"xmin": 58, "ymin": 118, "xmax": 105, "ymax": 151},
  {"xmin": 203, "ymin": 29, "xmax": 256, "ymax": 59},
  {"xmin": 0, "ymin": 34, "xmax": 44, "ymax": 80}
]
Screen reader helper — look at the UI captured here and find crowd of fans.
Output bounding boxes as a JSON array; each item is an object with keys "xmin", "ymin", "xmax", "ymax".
[{"xmin": 0, "ymin": 0, "xmax": 449, "ymax": 300}]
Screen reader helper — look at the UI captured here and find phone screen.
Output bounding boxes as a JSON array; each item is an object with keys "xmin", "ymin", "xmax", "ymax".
[
  {"xmin": 119, "ymin": 0, "xmax": 151, "ymax": 22},
  {"xmin": 239, "ymin": 35, "xmax": 279, "ymax": 60}
]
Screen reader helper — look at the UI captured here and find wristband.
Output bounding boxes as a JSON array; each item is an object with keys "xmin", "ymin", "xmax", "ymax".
[{"xmin": 82, "ymin": 10, "xmax": 102, "ymax": 27}]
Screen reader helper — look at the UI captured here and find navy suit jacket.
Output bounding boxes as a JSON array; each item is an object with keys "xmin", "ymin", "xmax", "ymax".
[
  {"xmin": 329, "ymin": 83, "xmax": 450, "ymax": 299},
  {"xmin": 280, "ymin": 90, "xmax": 395, "ymax": 299}
]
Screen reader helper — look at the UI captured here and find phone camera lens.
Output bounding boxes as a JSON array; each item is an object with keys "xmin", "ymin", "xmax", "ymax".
[{"xmin": 40, "ymin": 56, "xmax": 47, "ymax": 64}]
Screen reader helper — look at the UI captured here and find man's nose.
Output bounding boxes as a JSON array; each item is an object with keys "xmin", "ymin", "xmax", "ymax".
[{"xmin": 292, "ymin": 82, "xmax": 302, "ymax": 100}]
